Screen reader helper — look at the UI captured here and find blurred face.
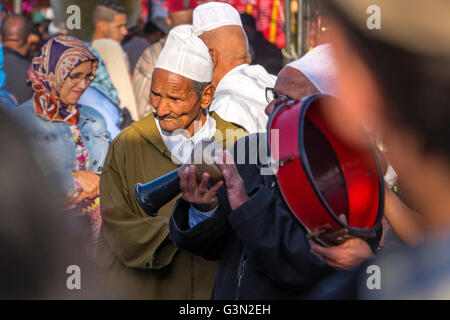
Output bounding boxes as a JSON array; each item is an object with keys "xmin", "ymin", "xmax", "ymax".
[
  {"xmin": 326, "ymin": 25, "xmax": 450, "ymax": 228},
  {"xmin": 150, "ymin": 68, "xmax": 204, "ymax": 136},
  {"xmin": 106, "ymin": 14, "xmax": 128, "ymax": 43},
  {"xmin": 59, "ymin": 61, "xmax": 95, "ymax": 105},
  {"xmin": 27, "ymin": 33, "xmax": 41, "ymax": 57}
]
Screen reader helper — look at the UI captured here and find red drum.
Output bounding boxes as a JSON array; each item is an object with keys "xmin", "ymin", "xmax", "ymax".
[{"xmin": 268, "ymin": 95, "xmax": 384, "ymax": 246}]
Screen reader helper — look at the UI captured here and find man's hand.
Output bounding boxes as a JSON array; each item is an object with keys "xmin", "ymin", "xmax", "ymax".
[
  {"xmin": 215, "ymin": 150, "xmax": 249, "ymax": 210},
  {"xmin": 73, "ymin": 170, "xmax": 100, "ymax": 204},
  {"xmin": 179, "ymin": 165, "xmax": 224, "ymax": 212},
  {"xmin": 309, "ymin": 214, "xmax": 375, "ymax": 270},
  {"xmin": 309, "ymin": 237, "xmax": 375, "ymax": 270}
]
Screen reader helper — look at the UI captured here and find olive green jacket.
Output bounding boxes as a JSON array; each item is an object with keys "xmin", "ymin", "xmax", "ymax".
[{"xmin": 96, "ymin": 112, "xmax": 246, "ymax": 299}]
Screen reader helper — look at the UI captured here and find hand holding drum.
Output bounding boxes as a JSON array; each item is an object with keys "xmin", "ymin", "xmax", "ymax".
[{"xmin": 134, "ymin": 139, "xmax": 224, "ymax": 216}]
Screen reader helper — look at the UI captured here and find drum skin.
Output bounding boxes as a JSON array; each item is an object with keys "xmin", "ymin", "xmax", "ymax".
[{"xmin": 268, "ymin": 95, "xmax": 384, "ymax": 246}]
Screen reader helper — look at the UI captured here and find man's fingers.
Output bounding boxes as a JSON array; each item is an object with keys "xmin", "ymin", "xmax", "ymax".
[
  {"xmin": 187, "ymin": 165, "xmax": 197, "ymax": 193},
  {"xmin": 180, "ymin": 166, "xmax": 189, "ymax": 192},
  {"xmin": 223, "ymin": 150, "xmax": 238, "ymax": 173},
  {"xmin": 310, "ymin": 242, "xmax": 338, "ymax": 261},
  {"xmin": 178, "ymin": 164, "xmax": 188, "ymax": 178},
  {"xmin": 206, "ymin": 180, "xmax": 224, "ymax": 198},
  {"xmin": 198, "ymin": 172, "xmax": 210, "ymax": 193},
  {"xmin": 338, "ymin": 214, "xmax": 348, "ymax": 225}
]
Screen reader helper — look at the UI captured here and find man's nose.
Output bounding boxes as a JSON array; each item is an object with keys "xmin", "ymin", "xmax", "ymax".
[
  {"xmin": 155, "ymin": 98, "xmax": 171, "ymax": 118},
  {"xmin": 265, "ymin": 100, "xmax": 275, "ymax": 116}
]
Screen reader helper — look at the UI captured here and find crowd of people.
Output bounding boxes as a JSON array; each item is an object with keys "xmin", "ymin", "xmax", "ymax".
[{"xmin": 0, "ymin": 0, "xmax": 449, "ymax": 301}]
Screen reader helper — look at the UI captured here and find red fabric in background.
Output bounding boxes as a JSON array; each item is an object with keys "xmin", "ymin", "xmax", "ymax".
[
  {"xmin": 220, "ymin": 0, "xmax": 286, "ymax": 49},
  {"xmin": 165, "ymin": 0, "xmax": 198, "ymax": 12},
  {"xmin": 147, "ymin": 0, "xmax": 286, "ymax": 49}
]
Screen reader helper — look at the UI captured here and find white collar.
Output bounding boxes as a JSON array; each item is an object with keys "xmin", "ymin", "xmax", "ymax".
[
  {"xmin": 215, "ymin": 63, "xmax": 249, "ymax": 92},
  {"xmin": 155, "ymin": 113, "xmax": 217, "ymax": 164}
]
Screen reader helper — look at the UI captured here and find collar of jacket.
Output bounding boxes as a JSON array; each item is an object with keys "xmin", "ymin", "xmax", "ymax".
[{"xmin": 131, "ymin": 111, "xmax": 243, "ymax": 161}]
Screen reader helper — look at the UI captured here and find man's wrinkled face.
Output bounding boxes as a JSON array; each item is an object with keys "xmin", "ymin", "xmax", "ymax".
[
  {"xmin": 105, "ymin": 14, "xmax": 128, "ymax": 43},
  {"xmin": 150, "ymin": 68, "xmax": 202, "ymax": 133},
  {"xmin": 265, "ymin": 67, "xmax": 320, "ymax": 115}
]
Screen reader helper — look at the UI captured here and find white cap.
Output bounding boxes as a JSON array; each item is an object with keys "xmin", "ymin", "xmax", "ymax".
[
  {"xmin": 192, "ymin": 2, "xmax": 243, "ymax": 36},
  {"xmin": 287, "ymin": 43, "xmax": 337, "ymax": 97},
  {"xmin": 154, "ymin": 25, "xmax": 212, "ymax": 82}
]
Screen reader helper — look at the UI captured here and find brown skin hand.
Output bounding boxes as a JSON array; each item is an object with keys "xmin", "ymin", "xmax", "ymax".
[
  {"xmin": 150, "ymin": 68, "xmax": 215, "ymax": 136},
  {"xmin": 199, "ymin": 26, "xmax": 251, "ymax": 88}
]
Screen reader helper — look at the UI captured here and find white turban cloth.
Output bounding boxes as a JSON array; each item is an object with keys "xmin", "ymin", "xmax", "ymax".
[
  {"xmin": 287, "ymin": 43, "xmax": 337, "ymax": 97},
  {"xmin": 154, "ymin": 24, "xmax": 213, "ymax": 82},
  {"xmin": 192, "ymin": 2, "xmax": 243, "ymax": 36}
]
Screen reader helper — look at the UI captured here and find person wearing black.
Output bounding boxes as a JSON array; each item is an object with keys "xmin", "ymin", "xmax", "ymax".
[
  {"xmin": 1, "ymin": 14, "xmax": 33, "ymax": 104},
  {"xmin": 169, "ymin": 62, "xmax": 381, "ymax": 299},
  {"xmin": 240, "ymin": 13, "xmax": 282, "ymax": 75}
]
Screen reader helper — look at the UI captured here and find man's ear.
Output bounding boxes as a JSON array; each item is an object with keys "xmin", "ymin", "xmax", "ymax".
[
  {"xmin": 26, "ymin": 34, "xmax": 34, "ymax": 46},
  {"xmin": 209, "ymin": 49, "xmax": 218, "ymax": 69},
  {"xmin": 200, "ymin": 84, "xmax": 215, "ymax": 109},
  {"xmin": 96, "ymin": 21, "xmax": 108, "ymax": 36},
  {"xmin": 166, "ymin": 17, "xmax": 172, "ymax": 27}
]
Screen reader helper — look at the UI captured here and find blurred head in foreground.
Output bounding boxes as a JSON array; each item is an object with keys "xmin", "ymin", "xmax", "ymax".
[
  {"xmin": 0, "ymin": 108, "xmax": 103, "ymax": 299},
  {"xmin": 323, "ymin": 0, "xmax": 450, "ymax": 233}
]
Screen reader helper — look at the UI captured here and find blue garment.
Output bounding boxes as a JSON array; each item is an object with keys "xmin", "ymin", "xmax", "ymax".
[
  {"xmin": 188, "ymin": 205, "xmax": 218, "ymax": 228},
  {"xmin": 0, "ymin": 36, "xmax": 18, "ymax": 109},
  {"xmin": 0, "ymin": 87, "xmax": 17, "ymax": 109},
  {"xmin": 84, "ymin": 43, "xmax": 121, "ymax": 108},
  {"xmin": 16, "ymin": 99, "xmax": 111, "ymax": 196},
  {"xmin": 0, "ymin": 41, "xmax": 6, "ymax": 87},
  {"xmin": 79, "ymin": 87, "xmax": 121, "ymax": 139}
]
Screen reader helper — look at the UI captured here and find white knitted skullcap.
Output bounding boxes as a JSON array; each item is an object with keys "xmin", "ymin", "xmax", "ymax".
[
  {"xmin": 154, "ymin": 24, "xmax": 212, "ymax": 82},
  {"xmin": 287, "ymin": 43, "xmax": 337, "ymax": 97},
  {"xmin": 192, "ymin": 2, "xmax": 243, "ymax": 36}
]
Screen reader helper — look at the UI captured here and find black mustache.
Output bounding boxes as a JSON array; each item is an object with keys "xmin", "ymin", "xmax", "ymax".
[{"xmin": 154, "ymin": 113, "xmax": 178, "ymax": 121}]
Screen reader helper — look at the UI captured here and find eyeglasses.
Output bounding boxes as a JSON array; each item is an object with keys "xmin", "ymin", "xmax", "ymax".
[
  {"xmin": 265, "ymin": 87, "xmax": 293, "ymax": 104},
  {"xmin": 68, "ymin": 72, "xmax": 96, "ymax": 85}
]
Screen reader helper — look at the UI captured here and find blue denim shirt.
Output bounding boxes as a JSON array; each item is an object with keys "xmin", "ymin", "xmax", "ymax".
[
  {"xmin": 16, "ymin": 99, "xmax": 111, "ymax": 196},
  {"xmin": 79, "ymin": 86, "xmax": 121, "ymax": 139}
]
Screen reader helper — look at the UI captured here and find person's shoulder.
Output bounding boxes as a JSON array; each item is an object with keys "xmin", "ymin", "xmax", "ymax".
[
  {"xmin": 16, "ymin": 99, "xmax": 35, "ymax": 117},
  {"xmin": 211, "ymin": 112, "xmax": 248, "ymax": 147},
  {"xmin": 91, "ymin": 38, "xmax": 126, "ymax": 55},
  {"xmin": 111, "ymin": 117, "xmax": 150, "ymax": 146},
  {"xmin": 136, "ymin": 36, "xmax": 166, "ymax": 66},
  {"xmin": 79, "ymin": 103, "xmax": 105, "ymax": 121},
  {"xmin": 242, "ymin": 64, "xmax": 277, "ymax": 80},
  {"xmin": 211, "ymin": 112, "xmax": 245, "ymax": 131}
]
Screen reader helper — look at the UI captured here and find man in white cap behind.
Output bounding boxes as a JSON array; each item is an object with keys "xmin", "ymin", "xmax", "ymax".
[
  {"xmin": 97, "ymin": 24, "xmax": 246, "ymax": 299},
  {"xmin": 193, "ymin": 2, "xmax": 276, "ymax": 133},
  {"xmin": 264, "ymin": 43, "xmax": 337, "ymax": 116}
]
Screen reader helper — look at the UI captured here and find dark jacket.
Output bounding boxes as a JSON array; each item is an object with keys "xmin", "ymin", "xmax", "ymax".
[
  {"xmin": 3, "ymin": 47, "xmax": 33, "ymax": 104},
  {"xmin": 170, "ymin": 133, "xmax": 381, "ymax": 299}
]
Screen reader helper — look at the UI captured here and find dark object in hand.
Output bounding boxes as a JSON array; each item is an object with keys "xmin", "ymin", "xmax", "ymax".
[{"xmin": 135, "ymin": 139, "xmax": 223, "ymax": 216}]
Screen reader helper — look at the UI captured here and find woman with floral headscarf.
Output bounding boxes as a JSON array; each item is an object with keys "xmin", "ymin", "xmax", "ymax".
[{"xmin": 16, "ymin": 36, "xmax": 111, "ymax": 241}]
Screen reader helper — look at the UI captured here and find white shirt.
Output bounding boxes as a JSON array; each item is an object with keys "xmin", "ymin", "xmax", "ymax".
[
  {"xmin": 210, "ymin": 64, "xmax": 276, "ymax": 134},
  {"xmin": 155, "ymin": 114, "xmax": 217, "ymax": 164}
]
